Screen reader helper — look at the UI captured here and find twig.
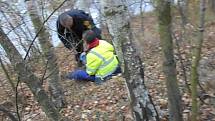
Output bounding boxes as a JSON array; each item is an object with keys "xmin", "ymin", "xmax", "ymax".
[
  {"xmin": 42, "ymin": 66, "xmax": 59, "ymax": 81},
  {"xmin": 40, "ymin": 59, "xmax": 49, "ymax": 85},
  {"xmin": 15, "ymin": 76, "xmax": 21, "ymax": 121}
]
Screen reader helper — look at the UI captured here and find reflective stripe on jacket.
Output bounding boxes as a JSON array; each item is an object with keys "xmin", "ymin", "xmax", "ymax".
[{"xmin": 86, "ymin": 40, "xmax": 119, "ymax": 79}]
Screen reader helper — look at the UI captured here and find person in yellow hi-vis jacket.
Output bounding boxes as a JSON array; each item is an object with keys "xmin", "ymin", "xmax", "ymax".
[{"xmin": 66, "ymin": 30, "xmax": 121, "ymax": 84}]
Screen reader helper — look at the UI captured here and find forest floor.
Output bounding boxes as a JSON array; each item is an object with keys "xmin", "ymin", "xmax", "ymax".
[{"xmin": 0, "ymin": 13, "xmax": 215, "ymax": 121}]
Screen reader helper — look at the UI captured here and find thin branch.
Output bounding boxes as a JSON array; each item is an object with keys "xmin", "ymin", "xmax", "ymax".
[
  {"xmin": 15, "ymin": 76, "xmax": 21, "ymax": 121},
  {"xmin": 140, "ymin": 0, "xmax": 145, "ymax": 32},
  {"xmin": 40, "ymin": 59, "xmax": 49, "ymax": 85}
]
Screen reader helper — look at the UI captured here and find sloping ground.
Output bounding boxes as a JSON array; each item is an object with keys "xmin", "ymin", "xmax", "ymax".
[
  {"xmin": 55, "ymin": 46, "xmax": 132, "ymax": 120},
  {"xmin": 60, "ymin": 76, "xmax": 131, "ymax": 120}
]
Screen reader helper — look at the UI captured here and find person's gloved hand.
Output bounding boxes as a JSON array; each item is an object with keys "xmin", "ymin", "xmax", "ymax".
[
  {"xmin": 79, "ymin": 52, "xmax": 86, "ymax": 64},
  {"xmin": 66, "ymin": 70, "xmax": 89, "ymax": 80}
]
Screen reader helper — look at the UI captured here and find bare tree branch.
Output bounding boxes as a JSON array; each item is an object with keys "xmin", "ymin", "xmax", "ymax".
[{"xmin": 14, "ymin": 0, "xmax": 68, "ymax": 120}]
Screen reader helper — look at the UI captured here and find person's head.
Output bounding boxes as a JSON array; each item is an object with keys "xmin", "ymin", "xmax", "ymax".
[
  {"xmin": 82, "ymin": 30, "xmax": 97, "ymax": 44},
  {"xmin": 59, "ymin": 12, "xmax": 73, "ymax": 31}
]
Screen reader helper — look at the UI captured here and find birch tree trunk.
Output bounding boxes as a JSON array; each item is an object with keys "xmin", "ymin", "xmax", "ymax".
[
  {"xmin": 100, "ymin": 1, "xmax": 125, "ymax": 70},
  {"xmin": 93, "ymin": 0, "xmax": 105, "ymax": 32},
  {"xmin": 0, "ymin": 27, "xmax": 64, "ymax": 121},
  {"xmin": 0, "ymin": 9, "xmax": 39, "ymax": 58},
  {"xmin": 25, "ymin": 0, "xmax": 65, "ymax": 108},
  {"xmin": 74, "ymin": 0, "xmax": 91, "ymax": 13},
  {"xmin": 157, "ymin": 1, "xmax": 183, "ymax": 121},
  {"xmin": 101, "ymin": 1, "xmax": 159, "ymax": 120},
  {"xmin": 190, "ymin": 0, "xmax": 206, "ymax": 121}
]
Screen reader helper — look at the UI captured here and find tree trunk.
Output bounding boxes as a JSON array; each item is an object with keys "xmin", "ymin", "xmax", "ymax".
[
  {"xmin": 178, "ymin": 0, "xmax": 188, "ymax": 25},
  {"xmin": 100, "ymin": 1, "xmax": 125, "ymax": 71},
  {"xmin": 190, "ymin": 0, "xmax": 206, "ymax": 121},
  {"xmin": 157, "ymin": 1, "xmax": 183, "ymax": 121},
  {"xmin": 101, "ymin": 0, "xmax": 159, "ymax": 120},
  {"xmin": 0, "ymin": 27, "xmax": 64, "ymax": 121},
  {"xmin": 25, "ymin": 0, "xmax": 65, "ymax": 108},
  {"xmin": 0, "ymin": 9, "xmax": 40, "ymax": 58},
  {"xmin": 0, "ymin": 57, "xmax": 16, "ymax": 93},
  {"xmin": 209, "ymin": 0, "xmax": 215, "ymax": 13},
  {"xmin": 74, "ymin": 0, "xmax": 91, "ymax": 13},
  {"xmin": 0, "ymin": 105, "xmax": 18, "ymax": 121}
]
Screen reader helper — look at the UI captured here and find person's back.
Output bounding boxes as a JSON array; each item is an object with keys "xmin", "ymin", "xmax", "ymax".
[
  {"xmin": 58, "ymin": 10, "xmax": 93, "ymax": 39},
  {"xmin": 86, "ymin": 40, "xmax": 119, "ymax": 79}
]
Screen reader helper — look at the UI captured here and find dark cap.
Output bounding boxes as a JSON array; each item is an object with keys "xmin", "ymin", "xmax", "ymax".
[{"xmin": 82, "ymin": 30, "xmax": 97, "ymax": 43}]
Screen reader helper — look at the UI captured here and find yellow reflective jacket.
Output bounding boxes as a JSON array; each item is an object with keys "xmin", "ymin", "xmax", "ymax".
[{"xmin": 86, "ymin": 40, "xmax": 119, "ymax": 79}]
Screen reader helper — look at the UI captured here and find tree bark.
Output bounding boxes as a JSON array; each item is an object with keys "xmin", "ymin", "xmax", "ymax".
[
  {"xmin": 190, "ymin": 0, "xmax": 206, "ymax": 121},
  {"xmin": 0, "ymin": 9, "xmax": 40, "ymax": 58},
  {"xmin": 178, "ymin": 0, "xmax": 188, "ymax": 25},
  {"xmin": 209, "ymin": 0, "xmax": 215, "ymax": 13},
  {"xmin": 101, "ymin": 0, "xmax": 159, "ymax": 120},
  {"xmin": 157, "ymin": 1, "xmax": 183, "ymax": 121},
  {"xmin": 74, "ymin": 0, "xmax": 91, "ymax": 13},
  {"xmin": 25, "ymin": 0, "xmax": 65, "ymax": 108},
  {"xmin": 100, "ymin": 1, "xmax": 125, "ymax": 71},
  {"xmin": 0, "ymin": 27, "xmax": 64, "ymax": 121},
  {"xmin": 0, "ymin": 57, "xmax": 16, "ymax": 93},
  {"xmin": 0, "ymin": 105, "xmax": 18, "ymax": 121}
]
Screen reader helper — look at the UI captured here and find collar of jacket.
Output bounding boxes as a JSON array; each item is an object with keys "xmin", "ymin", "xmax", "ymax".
[{"xmin": 87, "ymin": 38, "xmax": 99, "ymax": 50}]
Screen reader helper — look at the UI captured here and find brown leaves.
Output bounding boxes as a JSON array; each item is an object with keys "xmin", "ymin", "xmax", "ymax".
[{"xmin": 58, "ymin": 75, "xmax": 131, "ymax": 120}]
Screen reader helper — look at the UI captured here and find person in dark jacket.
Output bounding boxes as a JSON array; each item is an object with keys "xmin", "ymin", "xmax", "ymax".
[{"xmin": 56, "ymin": 9, "xmax": 101, "ymax": 66}]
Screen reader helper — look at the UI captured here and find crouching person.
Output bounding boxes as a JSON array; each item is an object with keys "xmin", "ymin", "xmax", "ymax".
[{"xmin": 66, "ymin": 30, "xmax": 121, "ymax": 84}]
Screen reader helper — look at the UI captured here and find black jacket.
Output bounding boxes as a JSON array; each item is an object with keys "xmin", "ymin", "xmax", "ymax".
[{"xmin": 56, "ymin": 9, "xmax": 95, "ymax": 49}]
